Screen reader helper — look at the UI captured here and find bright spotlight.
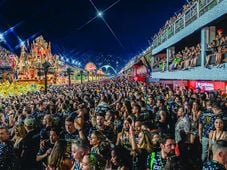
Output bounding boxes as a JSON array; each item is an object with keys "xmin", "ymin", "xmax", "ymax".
[{"xmin": 97, "ymin": 11, "xmax": 103, "ymax": 17}]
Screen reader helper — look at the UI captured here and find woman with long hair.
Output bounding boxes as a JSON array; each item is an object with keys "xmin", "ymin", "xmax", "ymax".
[
  {"xmin": 190, "ymin": 101, "xmax": 201, "ymax": 144},
  {"xmin": 89, "ymin": 130, "xmax": 103, "ymax": 155},
  {"xmin": 107, "ymin": 145, "xmax": 132, "ymax": 170},
  {"xmin": 47, "ymin": 140, "xmax": 73, "ymax": 170},
  {"xmin": 208, "ymin": 117, "xmax": 227, "ymax": 159},
  {"xmin": 129, "ymin": 126, "xmax": 152, "ymax": 170},
  {"xmin": 12, "ymin": 124, "xmax": 27, "ymax": 157},
  {"xmin": 116, "ymin": 118, "xmax": 132, "ymax": 151}
]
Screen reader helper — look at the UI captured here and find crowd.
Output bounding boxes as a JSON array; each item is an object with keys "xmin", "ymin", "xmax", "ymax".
[
  {"xmin": 153, "ymin": 43, "xmax": 201, "ymax": 72},
  {"xmin": 153, "ymin": 29, "xmax": 227, "ymax": 72},
  {"xmin": 153, "ymin": 0, "xmax": 198, "ymax": 42},
  {"xmin": 0, "ymin": 77, "xmax": 226, "ymax": 170},
  {"xmin": 169, "ymin": 43, "xmax": 201, "ymax": 71},
  {"xmin": 205, "ymin": 30, "xmax": 227, "ymax": 68}
]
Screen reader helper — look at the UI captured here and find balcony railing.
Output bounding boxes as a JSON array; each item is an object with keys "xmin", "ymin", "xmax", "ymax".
[{"xmin": 152, "ymin": 0, "xmax": 223, "ymax": 48}]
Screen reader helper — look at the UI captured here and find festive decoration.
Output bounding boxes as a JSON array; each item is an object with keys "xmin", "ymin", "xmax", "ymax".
[
  {"xmin": 85, "ymin": 62, "xmax": 97, "ymax": 72},
  {"xmin": 0, "ymin": 81, "xmax": 43, "ymax": 97}
]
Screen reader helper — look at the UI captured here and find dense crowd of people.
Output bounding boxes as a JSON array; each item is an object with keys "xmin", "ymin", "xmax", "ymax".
[
  {"xmin": 205, "ymin": 30, "xmax": 227, "ymax": 68},
  {"xmin": 153, "ymin": 43, "xmax": 201, "ymax": 72},
  {"xmin": 152, "ymin": 0, "xmax": 198, "ymax": 43},
  {"xmin": 152, "ymin": 29, "xmax": 227, "ymax": 72},
  {"xmin": 0, "ymin": 77, "xmax": 226, "ymax": 170}
]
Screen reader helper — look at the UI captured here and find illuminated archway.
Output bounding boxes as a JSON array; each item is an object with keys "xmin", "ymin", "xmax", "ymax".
[{"xmin": 99, "ymin": 65, "xmax": 117, "ymax": 75}]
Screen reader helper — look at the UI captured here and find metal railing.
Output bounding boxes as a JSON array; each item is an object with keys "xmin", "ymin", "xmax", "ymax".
[{"xmin": 152, "ymin": 0, "xmax": 223, "ymax": 48}]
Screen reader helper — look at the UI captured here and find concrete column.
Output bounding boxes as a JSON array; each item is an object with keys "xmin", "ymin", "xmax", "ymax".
[
  {"xmin": 166, "ymin": 47, "xmax": 175, "ymax": 72},
  {"xmin": 201, "ymin": 27, "xmax": 209, "ymax": 67},
  {"xmin": 166, "ymin": 48, "xmax": 170, "ymax": 72}
]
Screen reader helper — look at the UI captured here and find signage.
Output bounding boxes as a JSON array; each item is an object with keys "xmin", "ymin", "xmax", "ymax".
[
  {"xmin": 195, "ymin": 82, "xmax": 214, "ymax": 91},
  {"xmin": 136, "ymin": 65, "xmax": 148, "ymax": 75}
]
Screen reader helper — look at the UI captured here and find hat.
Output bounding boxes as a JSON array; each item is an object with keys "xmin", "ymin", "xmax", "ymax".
[{"xmin": 24, "ymin": 118, "xmax": 35, "ymax": 127}]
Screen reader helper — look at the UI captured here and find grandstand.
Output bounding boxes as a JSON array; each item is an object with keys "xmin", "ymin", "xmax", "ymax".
[{"xmin": 121, "ymin": 0, "xmax": 227, "ymax": 93}]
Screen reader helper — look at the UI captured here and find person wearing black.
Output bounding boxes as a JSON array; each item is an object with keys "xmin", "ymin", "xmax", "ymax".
[
  {"xmin": 61, "ymin": 116, "xmax": 80, "ymax": 159},
  {"xmin": 146, "ymin": 135, "xmax": 182, "ymax": 170},
  {"xmin": 0, "ymin": 126, "xmax": 17, "ymax": 170},
  {"xmin": 19, "ymin": 118, "xmax": 40, "ymax": 170},
  {"xmin": 90, "ymin": 111, "xmax": 115, "ymax": 143},
  {"xmin": 36, "ymin": 128, "xmax": 60, "ymax": 169}
]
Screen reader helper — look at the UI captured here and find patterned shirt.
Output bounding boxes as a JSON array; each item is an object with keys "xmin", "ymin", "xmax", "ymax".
[
  {"xmin": 61, "ymin": 131, "xmax": 79, "ymax": 159},
  {"xmin": 72, "ymin": 161, "xmax": 81, "ymax": 170},
  {"xmin": 0, "ymin": 141, "xmax": 17, "ymax": 170},
  {"xmin": 146, "ymin": 152, "xmax": 166, "ymax": 170},
  {"xmin": 203, "ymin": 160, "xmax": 226, "ymax": 170},
  {"xmin": 199, "ymin": 110, "xmax": 223, "ymax": 138}
]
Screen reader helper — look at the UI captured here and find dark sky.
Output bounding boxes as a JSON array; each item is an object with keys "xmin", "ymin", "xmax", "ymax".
[{"xmin": 0, "ymin": 0, "xmax": 185, "ymax": 71}]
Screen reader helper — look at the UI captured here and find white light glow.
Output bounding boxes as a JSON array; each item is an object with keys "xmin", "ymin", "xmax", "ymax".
[{"xmin": 97, "ymin": 11, "xmax": 103, "ymax": 17}]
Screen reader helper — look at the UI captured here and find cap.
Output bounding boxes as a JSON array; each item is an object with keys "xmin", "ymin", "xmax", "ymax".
[{"xmin": 24, "ymin": 118, "xmax": 35, "ymax": 127}]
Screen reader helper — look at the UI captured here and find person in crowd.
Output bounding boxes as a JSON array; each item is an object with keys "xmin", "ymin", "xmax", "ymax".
[
  {"xmin": 71, "ymin": 140, "xmax": 90, "ymax": 170},
  {"xmin": 151, "ymin": 133, "xmax": 161, "ymax": 152},
  {"xmin": 199, "ymin": 100, "xmax": 215, "ymax": 162},
  {"xmin": 208, "ymin": 117, "xmax": 227, "ymax": 159},
  {"xmin": 91, "ymin": 111, "xmax": 115, "ymax": 142},
  {"xmin": 40, "ymin": 114, "xmax": 54, "ymax": 139},
  {"xmin": 146, "ymin": 135, "xmax": 180, "ymax": 170},
  {"xmin": 36, "ymin": 128, "xmax": 60, "ymax": 169},
  {"xmin": 190, "ymin": 101, "xmax": 201, "ymax": 144},
  {"xmin": 12, "ymin": 124, "xmax": 27, "ymax": 158},
  {"xmin": 0, "ymin": 126, "xmax": 17, "ymax": 170},
  {"xmin": 175, "ymin": 106, "xmax": 190, "ymax": 143},
  {"xmin": 89, "ymin": 130, "xmax": 103, "ymax": 155},
  {"xmin": 47, "ymin": 140, "xmax": 73, "ymax": 170},
  {"xmin": 20, "ymin": 117, "xmax": 40, "ymax": 170},
  {"xmin": 116, "ymin": 118, "xmax": 132, "ymax": 151},
  {"xmin": 80, "ymin": 153, "xmax": 102, "ymax": 170},
  {"xmin": 107, "ymin": 145, "xmax": 132, "ymax": 170},
  {"xmin": 129, "ymin": 124, "xmax": 152, "ymax": 170},
  {"xmin": 203, "ymin": 140, "xmax": 227, "ymax": 170},
  {"xmin": 61, "ymin": 116, "xmax": 84, "ymax": 159}
]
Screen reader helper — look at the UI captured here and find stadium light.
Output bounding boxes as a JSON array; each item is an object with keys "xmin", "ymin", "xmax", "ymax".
[{"xmin": 97, "ymin": 11, "xmax": 103, "ymax": 17}]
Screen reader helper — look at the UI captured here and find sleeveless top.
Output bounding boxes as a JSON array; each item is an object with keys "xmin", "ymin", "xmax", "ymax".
[{"xmin": 210, "ymin": 131, "xmax": 226, "ymax": 145}]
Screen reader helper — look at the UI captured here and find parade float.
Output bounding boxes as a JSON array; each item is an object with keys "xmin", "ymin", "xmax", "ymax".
[{"xmin": 0, "ymin": 36, "xmax": 82, "ymax": 97}]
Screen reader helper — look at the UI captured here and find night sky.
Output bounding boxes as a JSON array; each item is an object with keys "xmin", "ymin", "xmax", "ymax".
[{"xmin": 0, "ymin": 0, "xmax": 185, "ymax": 71}]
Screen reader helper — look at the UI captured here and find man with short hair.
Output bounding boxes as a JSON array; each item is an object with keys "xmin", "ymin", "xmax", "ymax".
[
  {"xmin": 71, "ymin": 140, "xmax": 90, "ymax": 170},
  {"xmin": 91, "ymin": 111, "xmax": 115, "ymax": 142},
  {"xmin": 146, "ymin": 135, "xmax": 179, "ymax": 170},
  {"xmin": 203, "ymin": 140, "xmax": 227, "ymax": 170},
  {"xmin": 132, "ymin": 104, "xmax": 142, "ymax": 121},
  {"xmin": 61, "ymin": 116, "xmax": 85, "ymax": 159}
]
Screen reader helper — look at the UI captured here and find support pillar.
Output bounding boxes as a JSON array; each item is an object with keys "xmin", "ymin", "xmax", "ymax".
[{"xmin": 201, "ymin": 27, "xmax": 209, "ymax": 67}]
